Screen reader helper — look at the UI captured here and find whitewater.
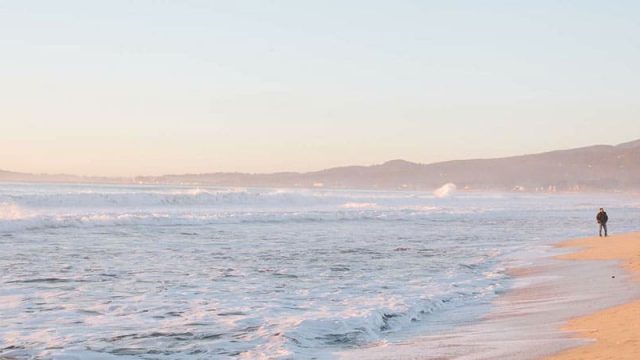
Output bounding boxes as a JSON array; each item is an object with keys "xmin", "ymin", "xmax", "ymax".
[{"xmin": 1, "ymin": 183, "xmax": 640, "ymax": 359}]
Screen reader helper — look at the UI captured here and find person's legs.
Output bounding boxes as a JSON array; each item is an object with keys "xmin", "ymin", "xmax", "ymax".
[
  {"xmin": 604, "ymin": 223, "xmax": 608, "ymax": 237},
  {"xmin": 599, "ymin": 224, "xmax": 604, "ymax": 237}
]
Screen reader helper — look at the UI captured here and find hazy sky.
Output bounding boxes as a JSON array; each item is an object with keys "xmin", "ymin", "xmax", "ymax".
[{"xmin": 1, "ymin": 1, "xmax": 639, "ymax": 176}]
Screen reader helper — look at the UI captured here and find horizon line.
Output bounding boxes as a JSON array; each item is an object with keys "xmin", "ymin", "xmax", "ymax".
[{"xmin": 1, "ymin": 138, "xmax": 637, "ymax": 180}]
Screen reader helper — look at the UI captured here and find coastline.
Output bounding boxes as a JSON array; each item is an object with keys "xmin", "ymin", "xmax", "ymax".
[
  {"xmin": 340, "ymin": 232, "xmax": 640, "ymax": 359},
  {"xmin": 546, "ymin": 232, "xmax": 640, "ymax": 359}
]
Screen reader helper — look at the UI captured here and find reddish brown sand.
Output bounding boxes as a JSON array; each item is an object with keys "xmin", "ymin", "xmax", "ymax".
[{"xmin": 546, "ymin": 232, "xmax": 640, "ymax": 360}]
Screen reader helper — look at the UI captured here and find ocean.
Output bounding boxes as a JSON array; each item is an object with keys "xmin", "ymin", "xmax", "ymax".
[{"xmin": 1, "ymin": 183, "xmax": 639, "ymax": 359}]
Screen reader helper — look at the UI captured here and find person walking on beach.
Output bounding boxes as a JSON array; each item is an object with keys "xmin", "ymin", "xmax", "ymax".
[{"xmin": 597, "ymin": 208, "xmax": 608, "ymax": 237}]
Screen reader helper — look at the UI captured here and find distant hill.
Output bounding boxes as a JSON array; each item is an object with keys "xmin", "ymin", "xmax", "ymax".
[
  {"xmin": 2, "ymin": 140, "xmax": 640, "ymax": 191},
  {"xmin": 133, "ymin": 139, "xmax": 640, "ymax": 191}
]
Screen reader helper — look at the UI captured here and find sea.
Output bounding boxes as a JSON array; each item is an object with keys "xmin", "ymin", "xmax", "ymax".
[{"xmin": 1, "ymin": 183, "xmax": 639, "ymax": 359}]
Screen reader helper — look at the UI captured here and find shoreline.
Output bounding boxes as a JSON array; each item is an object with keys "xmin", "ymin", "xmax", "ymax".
[
  {"xmin": 546, "ymin": 232, "xmax": 640, "ymax": 359},
  {"xmin": 340, "ymin": 232, "xmax": 640, "ymax": 359}
]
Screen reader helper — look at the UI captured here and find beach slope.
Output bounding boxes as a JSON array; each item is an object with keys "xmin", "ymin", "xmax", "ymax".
[{"xmin": 547, "ymin": 232, "xmax": 640, "ymax": 360}]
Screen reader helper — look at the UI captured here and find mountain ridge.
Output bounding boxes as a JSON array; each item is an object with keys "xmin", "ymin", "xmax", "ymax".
[{"xmin": 2, "ymin": 139, "xmax": 640, "ymax": 191}]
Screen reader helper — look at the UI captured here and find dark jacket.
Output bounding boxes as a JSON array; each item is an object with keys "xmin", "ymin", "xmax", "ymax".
[{"xmin": 597, "ymin": 211, "xmax": 608, "ymax": 224}]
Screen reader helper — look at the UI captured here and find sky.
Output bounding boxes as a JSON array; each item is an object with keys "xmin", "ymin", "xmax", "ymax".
[{"xmin": 1, "ymin": 0, "xmax": 639, "ymax": 177}]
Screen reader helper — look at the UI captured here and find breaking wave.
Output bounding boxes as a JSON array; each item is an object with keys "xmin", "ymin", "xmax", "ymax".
[
  {"xmin": 0, "ymin": 186, "xmax": 479, "ymax": 233},
  {"xmin": 341, "ymin": 202, "xmax": 380, "ymax": 209},
  {"xmin": 433, "ymin": 183, "xmax": 457, "ymax": 198},
  {"xmin": 0, "ymin": 202, "xmax": 32, "ymax": 220},
  {"xmin": 0, "ymin": 188, "xmax": 332, "ymax": 209}
]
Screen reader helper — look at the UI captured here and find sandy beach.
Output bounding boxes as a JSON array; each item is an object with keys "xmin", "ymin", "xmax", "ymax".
[{"xmin": 546, "ymin": 232, "xmax": 640, "ymax": 359}]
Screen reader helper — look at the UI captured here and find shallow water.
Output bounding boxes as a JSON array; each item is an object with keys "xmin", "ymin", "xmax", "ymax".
[{"xmin": 1, "ymin": 183, "xmax": 639, "ymax": 359}]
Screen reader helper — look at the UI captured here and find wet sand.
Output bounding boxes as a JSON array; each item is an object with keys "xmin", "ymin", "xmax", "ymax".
[
  {"xmin": 546, "ymin": 232, "xmax": 640, "ymax": 359},
  {"xmin": 340, "ymin": 232, "xmax": 640, "ymax": 359}
]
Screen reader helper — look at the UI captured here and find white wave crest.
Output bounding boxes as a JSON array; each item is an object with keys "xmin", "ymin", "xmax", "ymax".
[
  {"xmin": 0, "ymin": 202, "xmax": 31, "ymax": 220},
  {"xmin": 341, "ymin": 202, "xmax": 380, "ymax": 209},
  {"xmin": 0, "ymin": 188, "xmax": 333, "ymax": 209},
  {"xmin": 433, "ymin": 183, "xmax": 457, "ymax": 198}
]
